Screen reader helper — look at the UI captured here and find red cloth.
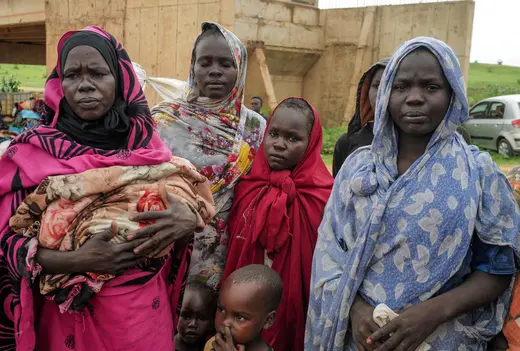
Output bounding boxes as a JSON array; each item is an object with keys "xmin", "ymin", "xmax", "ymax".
[{"xmin": 223, "ymin": 97, "xmax": 333, "ymax": 351}]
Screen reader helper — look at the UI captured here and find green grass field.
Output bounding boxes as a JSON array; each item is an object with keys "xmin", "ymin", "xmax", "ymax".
[
  {"xmin": 468, "ymin": 63, "xmax": 520, "ymax": 88},
  {"xmin": 467, "ymin": 63, "xmax": 520, "ymax": 105},
  {"xmin": 0, "ymin": 64, "xmax": 47, "ymax": 89}
]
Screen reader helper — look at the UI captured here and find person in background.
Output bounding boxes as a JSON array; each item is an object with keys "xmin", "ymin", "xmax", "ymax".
[
  {"xmin": 152, "ymin": 22, "xmax": 266, "ymax": 290},
  {"xmin": 306, "ymin": 37, "xmax": 520, "ymax": 351},
  {"xmin": 175, "ymin": 279, "xmax": 218, "ymax": 351},
  {"xmin": 223, "ymin": 97, "xmax": 333, "ymax": 350},
  {"xmin": 251, "ymin": 96, "xmax": 267, "ymax": 120},
  {"xmin": 332, "ymin": 58, "xmax": 389, "ymax": 177},
  {"xmin": 0, "ymin": 26, "xmax": 198, "ymax": 350},
  {"xmin": 204, "ymin": 264, "xmax": 283, "ymax": 351}
]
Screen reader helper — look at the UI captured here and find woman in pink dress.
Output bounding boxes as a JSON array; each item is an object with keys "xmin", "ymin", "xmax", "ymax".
[{"xmin": 0, "ymin": 26, "xmax": 198, "ymax": 350}]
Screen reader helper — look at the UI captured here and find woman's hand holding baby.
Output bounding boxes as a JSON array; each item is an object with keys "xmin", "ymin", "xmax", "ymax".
[
  {"xmin": 212, "ymin": 327, "xmax": 245, "ymax": 351},
  {"xmin": 37, "ymin": 222, "xmax": 147, "ymax": 275},
  {"xmin": 129, "ymin": 192, "xmax": 198, "ymax": 257}
]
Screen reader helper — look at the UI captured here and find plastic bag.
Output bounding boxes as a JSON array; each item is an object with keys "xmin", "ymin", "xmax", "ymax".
[
  {"xmin": 0, "ymin": 140, "xmax": 10, "ymax": 157},
  {"xmin": 132, "ymin": 62, "xmax": 187, "ymax": 102}
]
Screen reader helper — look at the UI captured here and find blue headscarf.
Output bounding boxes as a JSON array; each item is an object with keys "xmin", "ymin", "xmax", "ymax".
[{"xmin": 305, "ymin": 37, "xmax": 520, "ymax": 350}]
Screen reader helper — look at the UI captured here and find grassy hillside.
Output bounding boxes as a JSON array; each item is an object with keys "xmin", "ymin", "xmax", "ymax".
[
  {"xmin": 467, "ymin": 62, "xmax": 520, "ymax": 105},
  {"xmin": 0, "ymin": 64, "xmax": 46, "ymax": 89}
]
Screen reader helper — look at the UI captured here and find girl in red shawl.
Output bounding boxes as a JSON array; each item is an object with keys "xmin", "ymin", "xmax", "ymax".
[{"xmin": 223, "ymin": 97, "xmax": 333, "ymax": 350}]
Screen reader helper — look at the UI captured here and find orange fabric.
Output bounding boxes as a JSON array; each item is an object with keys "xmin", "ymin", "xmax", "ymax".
[
  {"xmin": 503, "ymin": 273, "xmax": 520, "ymax": 349},
  {"xmin": 204, "ymin": 336, "xmax": 216, "ymax": 351}
]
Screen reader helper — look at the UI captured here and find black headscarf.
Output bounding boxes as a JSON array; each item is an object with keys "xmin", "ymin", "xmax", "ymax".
[
  {"xmin": 332, "ymin": 58, "xmax": 390, "ymax": 177},
  {"xmin": 345, "ymin": 58, "xmax": 390, "ymax": 137},
  {"xmin": 56, "ymin": 31, "xmax": 130, "ymax": 150}
]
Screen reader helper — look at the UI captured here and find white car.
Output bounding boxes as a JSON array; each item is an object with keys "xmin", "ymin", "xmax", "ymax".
[{"xmin": 459, "ymin": 95, "xmax": 520, "ymax": 157}]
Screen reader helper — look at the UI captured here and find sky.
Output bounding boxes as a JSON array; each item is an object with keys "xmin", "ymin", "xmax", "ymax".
[{"xmin": 319, "ymin": 0, "xmax": 520, "ymax": 67}]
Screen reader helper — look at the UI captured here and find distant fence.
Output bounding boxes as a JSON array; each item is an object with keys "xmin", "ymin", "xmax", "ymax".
[{"xmin": 319, "ymin": 0, "xmax": 469, "ymax": 9}]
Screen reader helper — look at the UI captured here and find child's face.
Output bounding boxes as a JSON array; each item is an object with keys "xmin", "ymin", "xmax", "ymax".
[
  {"xmin": 263, "ymin": 106, "xmax": 311, "ymax": 171},
  {"xmin": 215, "ymin": 280, "xmax": 275, "ymax": 345},
  {"xmin": 177, "ymin": 288, "xmax": 215, "ymax": 345},
  {"xmin": 388, "ymin": 49, "xmax": 452, "ymax": 138}
]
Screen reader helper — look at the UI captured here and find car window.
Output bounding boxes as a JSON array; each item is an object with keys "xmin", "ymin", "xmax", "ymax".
[
  {"xmin": 488, "ymin": 102, "xmax": 506, "ymax": 119},
  {"xmin": 469, "ymin": 102, "xmax": 489, "ymax": 119}
]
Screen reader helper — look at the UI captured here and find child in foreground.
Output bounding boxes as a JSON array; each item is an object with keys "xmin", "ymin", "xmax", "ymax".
[
  {"xmin": 175, "ymin": 279, "xmax": 217, "ymax": 351},
  {"xmin": 222, "ymin": 97, "xmax": 333, "ymax": 350},
  {"xmin": 204, "ymin": 264, "xmax": 283, "ymax": 351}
]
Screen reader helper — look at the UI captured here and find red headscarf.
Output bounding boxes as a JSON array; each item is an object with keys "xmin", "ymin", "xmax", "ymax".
[{"xmin": 223, "ymin": 97, "xmax": 333, "ymax": 351}]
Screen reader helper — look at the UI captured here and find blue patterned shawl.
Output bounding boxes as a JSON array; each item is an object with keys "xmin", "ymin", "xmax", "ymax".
[{"xmin": 305, "ymin": 37, "xmax": 520, "ymax": 350}]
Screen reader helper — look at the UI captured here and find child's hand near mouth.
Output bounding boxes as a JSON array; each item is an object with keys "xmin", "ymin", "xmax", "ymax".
[{"xmin": 213, "ymin": 327, "xmax": 245, "ymax": 351}]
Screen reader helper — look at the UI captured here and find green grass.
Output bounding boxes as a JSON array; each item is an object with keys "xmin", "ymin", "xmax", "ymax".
[
  {"xmin": 0, "ymin": 64, "xmax": 47, "ymax": 89},
  {"xmin": 322, "ymin": 154, "xmax": 333, "ymax": 166},
  {"xmin": 487, "ymin": 152, "xmax": 520, "ymax": 166},
  {"xmin": 468, "ymin": 63, "xmax": 520, "ymax": 89},
  {"xmin": 321, "ymin": 126, "xmax": 344, "ymax": 155},
  {"xmin": 467, "ymin": 63, "xmax": 520, "ymax": 105}
]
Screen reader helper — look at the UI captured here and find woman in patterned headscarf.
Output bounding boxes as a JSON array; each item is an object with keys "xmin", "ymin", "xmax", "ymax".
[
  {"xmin": 152, "ymin": 22, "xmax": 266, "ymax": 288},
  {"xmin": 0, "ymin": 26, "xmax": 199, "ymax": 350},
  {"xmin": 306, "ymin": 37, "xmax": 520, "ymax": 351}
]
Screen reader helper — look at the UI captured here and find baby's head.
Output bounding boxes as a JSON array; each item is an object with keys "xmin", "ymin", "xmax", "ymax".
[
  {"xmin": 177, "ymin": 279, "xmax": 217, "ymax": 347},
  {"xmin": 215, "ymin": 264, "xmax": 283, "ymax": 346},
  {"xmin": 264, "ymin": 97, "xmax": 315, "ymax": 171}
]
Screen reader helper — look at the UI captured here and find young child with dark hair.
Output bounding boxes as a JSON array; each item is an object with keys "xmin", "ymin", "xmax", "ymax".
[
  {"xmin": 175, "ymin": 279, "xmax": 218, "ymax": 351},
  {"xmin": 204, "ymin": 264, "xmax": 284, "ymax": 351}
]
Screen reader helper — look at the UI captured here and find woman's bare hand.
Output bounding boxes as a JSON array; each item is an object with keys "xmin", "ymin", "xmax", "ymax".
[
  {"xmin": 368, "ymin": 300, "xmax": 443, "ymax": 351},
  {"xmin": 129, "ymin": 192, "xmax": 198, "ymax": 257},
  {"xmin": 350, "ymin": 295, "xmax": 382, "ymax": 351},
  {"xmin": 38, "ymin": 222, "xmax": 147, "ymax": 275}
]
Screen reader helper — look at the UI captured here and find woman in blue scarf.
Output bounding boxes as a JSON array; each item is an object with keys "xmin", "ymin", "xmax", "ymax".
[{"xmin": 305, "ymin": 37, "xmax": 520, "ymax": 351}]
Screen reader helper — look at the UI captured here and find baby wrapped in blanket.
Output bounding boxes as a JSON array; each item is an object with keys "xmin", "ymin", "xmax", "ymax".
[{"xmin": 9, "ymin": 157, "xmax": 216, "ymax": 312}]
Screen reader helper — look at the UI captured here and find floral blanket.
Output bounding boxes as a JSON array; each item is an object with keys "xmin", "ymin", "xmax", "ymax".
[{"xmin": 9, "ymin": 157, "xmax": 215, "ymax": 312}]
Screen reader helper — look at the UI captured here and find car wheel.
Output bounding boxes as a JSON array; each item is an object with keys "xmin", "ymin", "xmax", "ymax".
[
  {"xmin": 498, "ymin": 138, "xmax": 513, "ymax": 157},
  {"xmin": 457, "ymin": 126, "xmax": 471, "ymax": 144}
]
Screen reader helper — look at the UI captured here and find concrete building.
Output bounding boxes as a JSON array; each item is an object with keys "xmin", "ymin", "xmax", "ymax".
[{"xmin": 0, "ymin": 0, "xmax": 475, "ymax": 126}]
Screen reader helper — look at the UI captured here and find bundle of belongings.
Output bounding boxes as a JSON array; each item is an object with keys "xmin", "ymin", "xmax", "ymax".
[
  {"xmin": 9, "ymin": 157, "xmax": 216, "ymax": 312},
  {"xmin": 0, "ymin": 98, "xmax": 43, "ymax": 144}
]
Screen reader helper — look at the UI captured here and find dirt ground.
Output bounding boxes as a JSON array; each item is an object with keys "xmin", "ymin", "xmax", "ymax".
[{"xmin": 500, "ymin": 164, "xmax": 516, "ymax": 174}]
